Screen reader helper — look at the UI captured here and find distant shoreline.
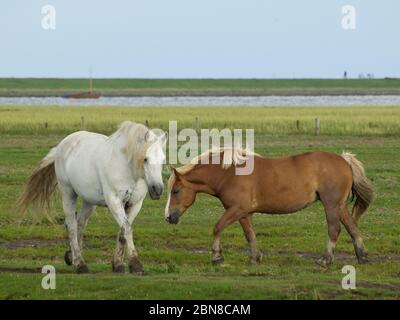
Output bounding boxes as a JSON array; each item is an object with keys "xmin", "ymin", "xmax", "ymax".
[{"xmin": 2, "ymin": 95, "xmax": 400, "ymax": 107}]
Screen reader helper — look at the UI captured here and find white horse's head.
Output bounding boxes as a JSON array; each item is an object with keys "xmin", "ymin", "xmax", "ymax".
[
  {"xmin": 142, "ymin": 130, "xmax": 168, "ymax": 200},
  {"xmin": 116, "ymin": 121, "xmax": 168, "ymax": 200}
]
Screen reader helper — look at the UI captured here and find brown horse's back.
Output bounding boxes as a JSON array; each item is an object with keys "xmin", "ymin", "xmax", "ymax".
[{"xmin": 219, "ymin": 151, "xmax": 353, "ymax": 214}]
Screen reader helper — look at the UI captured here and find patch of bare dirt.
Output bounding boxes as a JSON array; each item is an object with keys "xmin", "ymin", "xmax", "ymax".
[
  {"xmin": 163, "ymin": 243, "xmax": 400, "ymax": 263},
  {"xmin": 0, "ymin": 267, "xmax": 72, "ymax": 274},
  {"xmin": 1, "ymin": 237, "xmax": 112, "ymax": 250},
  {"xmin": 294, "ymin": 251, "xmax": 400, "ymax": 263},
  {"xmin": 4, "ymin": 238, "xmax": 65, "ymax": 249}
]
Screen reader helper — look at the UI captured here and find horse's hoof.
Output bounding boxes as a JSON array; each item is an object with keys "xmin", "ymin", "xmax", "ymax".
[
  {"xmin": 357, "ymin": 256, "xmax": 369, "ymax": 264},
  {"xmin": 112, "ymin": 263, "xmax": 125, "ymax": 273},
  {"xmin": 356, "ymin": 248, "xmax": 369, "ymax": 264},
  {"xmin": 250, "ymin": 253, "xmax": 263, "ymax": 264},
  {"xmin": 128, "ymin": 257, "xmax": 144, "ymax": 275},
  {"xmin": 75, "ymin": 263, "xmax": 89, "ymax": 274},
  {"xmin": 212, "ymin": 256, "xmax": 224, "ymax": 266},
  {"xmin": 64, "ymin": 250, "xmax": 72, "ymax": 266},
  {"xmin": 316, "ymin": 256, "xmax": 333, "ymax": 268}
]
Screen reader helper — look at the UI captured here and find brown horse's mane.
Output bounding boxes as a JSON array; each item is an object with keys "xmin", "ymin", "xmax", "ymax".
[{"xmin": 168, "ymin": 147, "xmax": 258, "ymax": 191}]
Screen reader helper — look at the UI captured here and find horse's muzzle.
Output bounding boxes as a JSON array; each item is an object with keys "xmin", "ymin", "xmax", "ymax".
[
  {"xmin": 149, "ymin": 184, "xmax": 163, "ymax": 200},
  {"xmin": 166, "ymin": 209, "xmax": 180, "ymax": 224}
]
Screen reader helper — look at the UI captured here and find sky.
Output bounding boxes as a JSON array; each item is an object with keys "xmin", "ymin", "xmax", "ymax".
[{"xmin": 0, "ymin": 0, "xmax": 399, "ymax": 78}]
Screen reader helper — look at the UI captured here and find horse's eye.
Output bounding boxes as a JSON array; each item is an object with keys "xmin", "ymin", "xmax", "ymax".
[
  {"xmin": 172, "ymin": 189, "xmax": 179, "ymax": 195},
  {"xmin": 144, "ymin": 157, "xmax": 148, "ymax": 163}
]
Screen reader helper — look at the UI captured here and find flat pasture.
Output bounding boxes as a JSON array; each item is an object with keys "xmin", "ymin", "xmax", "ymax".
[{"xmin": 0, "ymin": 106, "xmax": 399, "ymax": 299}]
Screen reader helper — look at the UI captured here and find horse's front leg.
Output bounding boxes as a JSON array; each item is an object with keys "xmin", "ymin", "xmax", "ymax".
[
  {"xmin": 109, "ymin": 196, "xmax": 145, "ymax": 274},
  {"xmin": 112, "ymin": 228, "xmax": 126, "ymax": 273},
  {"xmin": 125, "ymin": 199, "xmax": 145, "ymax": 274},
  {"xmin": 239, "ymin": 215, "xmax": 262, "ymax": 264},
  {"xmin": 212, "ymin": 206, "xmax": 245, "ymax": 265}
]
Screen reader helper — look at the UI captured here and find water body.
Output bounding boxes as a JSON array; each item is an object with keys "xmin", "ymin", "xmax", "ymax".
[{"xmin": 0, "ymin": 95, "xmax": 400, "ymax": 107}]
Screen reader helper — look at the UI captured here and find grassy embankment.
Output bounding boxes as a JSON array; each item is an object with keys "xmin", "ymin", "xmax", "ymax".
[{"xmin": 0, "ymin": 78, "xmax": 400, "ymax": 96}]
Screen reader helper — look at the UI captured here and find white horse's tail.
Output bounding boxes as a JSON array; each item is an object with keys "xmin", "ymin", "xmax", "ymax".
[{"xmin": 17, "ymin": 147, "xmax": 58, "ymax": 213}]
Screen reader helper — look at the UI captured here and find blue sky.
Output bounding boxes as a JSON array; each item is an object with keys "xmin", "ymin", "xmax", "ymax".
[{"xmin": 0, "ymin": 0, "xmax": 399, "ymax": 78}]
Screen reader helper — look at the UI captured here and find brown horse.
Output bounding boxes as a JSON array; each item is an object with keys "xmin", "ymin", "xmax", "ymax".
[{"xmin": 165, "ymin": 148, "xmax": 374, "ymax": 266}]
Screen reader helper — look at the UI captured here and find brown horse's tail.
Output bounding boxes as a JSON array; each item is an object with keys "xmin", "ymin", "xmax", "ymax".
[
  {"xmin": 341, "ymin": 152, "xmax": 374, "ymax": 224},
  {"xmin": 17, "ymin": 147, "xmax": 58, "ymax": 214}
]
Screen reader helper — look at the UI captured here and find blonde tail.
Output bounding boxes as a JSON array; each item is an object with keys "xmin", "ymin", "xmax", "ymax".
[
  {"xmin": 341, "ymin": 152, "xmax": 374, "ymax": 224},
  {"xmin": 17, "ymin": 147, "xmax": 58, "ymax": 213}
]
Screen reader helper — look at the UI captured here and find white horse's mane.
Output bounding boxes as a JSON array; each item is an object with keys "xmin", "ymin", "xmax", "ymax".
[{"xmin": 110, "ymin": 121, "xmax": 154, "ymax": 174}]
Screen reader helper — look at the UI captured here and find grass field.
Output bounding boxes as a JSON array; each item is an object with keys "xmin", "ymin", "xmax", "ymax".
[
  {"xmin": 1, "ymin": 78, "xmax": 400, "ymax": 96},
  {"xmin": 1, "ymin": 106, "xmax": 400, "ymax": 136},
  {"xmin": 0, "ymin": 106, "xmax": 399, "ymax": 299}
]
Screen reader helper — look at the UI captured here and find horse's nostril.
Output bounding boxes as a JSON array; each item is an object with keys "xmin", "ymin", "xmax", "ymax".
[{"xmin": 151, "ymin": 185, "xmax": 163, "ymax": 197}]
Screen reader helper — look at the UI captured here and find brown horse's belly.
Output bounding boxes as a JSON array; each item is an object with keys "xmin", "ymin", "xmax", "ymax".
[
  {"xmin": 258, "ymin": 200, "xmax": 316, "ymax": 214},
  {"xmin": 256, "ymin": 188, "xmax": 318, "ymax": 214}
]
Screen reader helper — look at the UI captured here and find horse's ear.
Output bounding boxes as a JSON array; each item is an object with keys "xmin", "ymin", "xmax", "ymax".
[
  {"xmin": 161, "ymin": 131, "xmax": 168, "ymax": 146},
  {"xmin": 144, "ymin": 130, "xmax": 151, "ymax": 142},
  {"xmin": 171, "ymin": 167, "xmax": 181, "ymax": 181}
]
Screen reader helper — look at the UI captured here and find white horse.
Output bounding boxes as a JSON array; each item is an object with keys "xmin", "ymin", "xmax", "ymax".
[{"xmin": 18, "ymin": 121, "xmax": 167, "ymax": 274}]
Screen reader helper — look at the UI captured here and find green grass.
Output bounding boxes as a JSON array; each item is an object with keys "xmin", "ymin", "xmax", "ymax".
[
  {"xmin": 0, "ymin": 78, "xmax": 400, "ymax": 96},
  {"xmin": 0, "ymin": 106, "xmax": 399, "ymax": 299}
]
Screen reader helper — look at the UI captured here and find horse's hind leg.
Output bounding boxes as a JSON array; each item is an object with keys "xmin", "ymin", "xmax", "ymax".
[
  {"xmin": 317, "ymin": 204, "xmax": 341, "ymax": 267},
  {"xmin": 77, "ymin": 202, "xmax": 95, "ymax": 249},
  {"xmin": 60, "ymin": 186, "xmax": 89, "ymax": 273},
  {"xmin": 64, "ymin": 201, "xmax": 95, "ymax": 266},
  {"xmin": 340, "ymin": 207, "xmax": 368, "ymax": 264},
  {"xmin": 239, "ymin": 215, "xmax": 262, "ymax": 264}
]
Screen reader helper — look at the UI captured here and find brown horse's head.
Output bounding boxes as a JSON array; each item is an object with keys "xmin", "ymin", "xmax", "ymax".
[{"xmin": 165, "ymin": 167, "xmax": 197, "ymax": 224}]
